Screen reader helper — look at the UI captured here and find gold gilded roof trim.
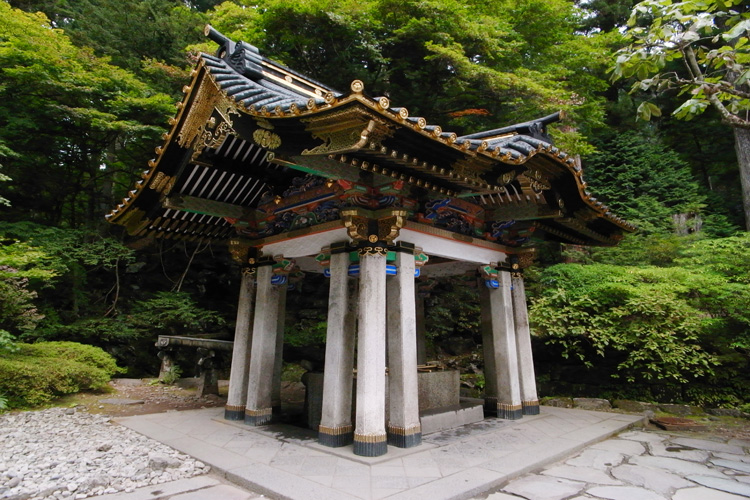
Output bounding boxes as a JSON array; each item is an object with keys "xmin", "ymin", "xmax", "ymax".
[{"xmin": 107, "ymin": 62, "xmax": 205, "ymax": 224}]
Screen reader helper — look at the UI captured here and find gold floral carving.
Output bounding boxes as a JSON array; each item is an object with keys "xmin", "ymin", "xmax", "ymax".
[
  {"xmin": 377, "ymin": 210, "xmax": 407, "ymax": 243},
  {"xmin": 228, "ymin": 241, "xmax": 249, "ymax": 265},
  {"xmin": 341, "ymin": 209, "xmax": 406, "ymax": 245},
  {"xmin": 252, "ymin": 129, "xmax": 282, "ymax": 150},
  {"xmin": 301, "ymin": 108, "xmax": 392, "ymax": 155},
  {"xmin": 177, "ymin": 78, "xmax": 218, "ymax": 148},
  {"xmin": 358, "ymin": 246, "xmax": 388, "ymax": 257},
  {"xmin": 149, "ymin": 172, "xmax": 168, "ymax": 191},
  {"xmin": 341, "ymin": 210, "xmax": 370, "ymax": 242},
  {"xmin": 177, "ymin": 75, "xmax": 240, "ymax": 160},
  {"xmin": 192, "ymin": 121, "xmax": 237, "ymax": 161}
]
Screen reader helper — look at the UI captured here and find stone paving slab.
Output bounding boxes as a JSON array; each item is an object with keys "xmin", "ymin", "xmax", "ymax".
[
  {"xmin": 672, "ymin": 486, "xmax": 750, "ymax": 499},
  {"xmin": 93, "ymin": 475, "xmax": 257, "ymax": 500},
  {"xmin": 116, "ymin": 406, "xmax": 641, "ymax": 500},
  {"xmin": 476, "ymin": 420, "xmax": 750, "ymax": 500}
]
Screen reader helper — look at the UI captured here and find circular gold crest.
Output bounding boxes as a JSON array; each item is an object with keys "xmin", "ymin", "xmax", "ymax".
[
  {"xmin": 368, "ymin": 235, "xmax": 378, "ymax": 243},
  {"xmin": 350, "ymin": 80, "xmax": 364, "ymax": 93}
]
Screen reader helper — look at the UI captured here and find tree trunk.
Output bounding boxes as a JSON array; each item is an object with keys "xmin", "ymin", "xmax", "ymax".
[{"xmin": 734, "ymin": 127, "xmax": 750, "ymax": 231}]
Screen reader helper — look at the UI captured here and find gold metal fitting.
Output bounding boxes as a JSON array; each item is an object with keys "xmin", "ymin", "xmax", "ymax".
[{"xmin": 350, "ymin": 80, "xmax": 364, "ymax": 93}]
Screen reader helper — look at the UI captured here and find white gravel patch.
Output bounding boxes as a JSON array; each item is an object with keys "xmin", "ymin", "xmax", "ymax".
[{"xmin": 0, "ymin": 407, "xmax": 210, "ymax": 500}]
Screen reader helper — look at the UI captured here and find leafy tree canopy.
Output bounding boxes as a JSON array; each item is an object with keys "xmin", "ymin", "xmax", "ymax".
[
  {"xmin": 582, "ymin": 130, "xmax": 706, "ymax": 233},
  {"xmin": 612, "ymin": 0, "xmax": 750, "ymax": 229},
  {"xmin": 203, "ymin": 0, "xmax": 619, "ymax": 153},
  {"xmin": 0, "ymin": 3, "xmax": 174, "ymax": 227}
]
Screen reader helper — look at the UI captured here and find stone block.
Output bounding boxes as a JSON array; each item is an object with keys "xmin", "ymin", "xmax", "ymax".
[
  {"xmin": 586, "ymin": 485, "xmax": 665, "ymax": 500},
  {"xmin": 685, "ymin": 476, "xmax": 750, "ymax": 497},
  {"xmin": 573, "ymin": 398, "xmax": 612, "ymax": 411},
  {"xmin": 612, "ymin": 400, "xmax": 653, "ymax": 413},
  {"xmin": 503, "ymin": 475, "xmax": 584, "ymax": 500},
  {"xmin": 543, "ymin": 398, "xmax": 573, "ymax": 408},
  {"xmin": 657, "ymin": 403, "xmax": 694, "ymax": 416},
  {"xmin": 610, "ymin": 463, "xmax": 692, "ymax": 495},
  {"xmin": 418, "ymin": 371, "xmax": 459, "ymax": 412},
  {"xmin": 673, "ymin": 486, "xmax": 749, "ymax": 500}
]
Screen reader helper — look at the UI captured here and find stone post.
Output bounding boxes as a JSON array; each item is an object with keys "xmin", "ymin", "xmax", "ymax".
[
  {"xmin": 479, "ymin": 282, "xmax": 498, "ymax": 416},
  {"xmin": 157, "ymin": 348, "xmax": 176, "ymax": 382},
  {"xmin": 353, "ymin": 249, "xmax": 388, "ymax": 457},
  {"xmin": 319, "ymin": 245, "xmax": 356, "ymax": 447},
  {"xmin": 386, "ymin": 245, "xmax": 421, "ymax": 448},
  {"xmin": 480, "ymin": 266, "xmax": 522, "ymax": 420},
  {"xmin": 244, "ymin": 263, "xmax": 282, "ymax": 426},
  {"xmin": 415, "ymin": 293, "xmax": 428, "ymax": 365},
  {"xmin": 271, "ymin": 283, "xmax": 288, "ymax": 415},
  {"xmin": 511, "ymin": 270, "xmax": 539, "ymax": 415},
  {"xmin": 225, "ymin": 267, "xmax": 256, "ymax": 420}
]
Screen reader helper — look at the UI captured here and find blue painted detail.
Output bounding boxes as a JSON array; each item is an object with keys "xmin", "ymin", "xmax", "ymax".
[
  {"xmin": 323, "ymin": 268, "xmax": 331, "ymax": 278},
  {"xmin": 414, "ymin": 268, "xmax": 421, "ymax": 278},
  {"xmin": 271, "ymin": 274, "xmax": 288, "ymax": 286},
  {"xmin": 386, "ymin": 265, "xmax": 398, "ymax": 276},
  {"xmin": 485, "ymin": 279, "xmax": 499, "ymax": 289},
  {"xmin": 348, "ymin": 264, "xmax": 360, "ymax": 277}
]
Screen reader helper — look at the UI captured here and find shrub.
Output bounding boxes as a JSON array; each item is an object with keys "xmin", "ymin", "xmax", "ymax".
[{"xmin": 0, "ymin": 341, "xmax": 123, "ymax": 408}]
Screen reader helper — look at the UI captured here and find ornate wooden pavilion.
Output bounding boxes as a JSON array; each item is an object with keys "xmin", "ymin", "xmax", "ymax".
[{"xmin": 108, "ymin": 26, "xmax": 633, "ymax": 457}]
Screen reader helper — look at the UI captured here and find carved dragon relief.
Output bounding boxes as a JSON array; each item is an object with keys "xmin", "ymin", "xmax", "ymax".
[{"xmin": 301, "ymin": 108, "xmax": 393, "ymax": 156}]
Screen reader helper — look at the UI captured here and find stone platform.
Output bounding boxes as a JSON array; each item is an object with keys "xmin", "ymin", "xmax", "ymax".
[{"xmin": 115, "ymin": 406, "xmax": 641, "ymax": 500}]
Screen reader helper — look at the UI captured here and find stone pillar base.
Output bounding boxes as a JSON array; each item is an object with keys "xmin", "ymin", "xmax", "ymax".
[
  {"xmin": 244, "ymin": 408, "xmax": 273, "ymax": 426},
  {"xmin": 484, "ymin": 397, "xmax": 498, "ymax": 417},
  {"xmin": 224, "ymin": 405, "xmax": 245, "ymax": 421},
  {"xmin": 522, "ymin": 400, "xmax": 540, "ymax": 415},
  {"xmin": 353, "ymin": 433, "xmax": 388, "ymax": 457},
  {"xmin": 497, "ymin": 403, "xmax": 523, "ymax": 420},
  {"xmin": 318, "ymin": 425, "xmax": 354, "ymax": 448},
  {"xmin": 387, "ymin": 424, "xmax": 422, "ymax": 448}
]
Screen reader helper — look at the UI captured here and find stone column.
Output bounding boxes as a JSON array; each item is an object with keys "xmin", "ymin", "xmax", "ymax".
[
  {"xmin": 512, "ymin": 272, "xmax": 539, "ymax": 415},
  {"xmin": 225, "ymin": 268, "xmax": 256, "ymax": 420},
  {"xmin": 319, "ymin": 246, "xmax": 357, "ymax": 447},
  {"xmin": 353, "ymin": 250, "xmax": 388, "ymax": 457},
  {"xmin": 480, "ymin": 267, "xmax": 522, "ymax": 420},
  {"xmin": 386, "ymin": 246, "xmax": 421, "ymax": 448},
  {"xmin": 271, "ymin": 283, "xmax": 288, "ymax": 415},
  {"xmin": 245, "ymin": 263, "xmax": 282, "ymax": 426},
  {"xmin": 415, "ymin": 293, "xmax": 427, "ymax": 365},
  {"xmin": 479, "ymin": 282, "xmax": 499, "ymax": 416}
]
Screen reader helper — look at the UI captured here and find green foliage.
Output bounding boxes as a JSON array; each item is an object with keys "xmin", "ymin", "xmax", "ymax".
[
  {"xmin": 0, "ymin": 329, "xmax": 18, "ymax": 354},
  {"xmin": 0, "ymin": 341, "xmax": 123, "ymax": 408},
  {"xmin": 159, "ymin": 364, "xmax": 182, "ymax": 385},
  {"xmin": 582, "ymin": 131, "xmax": 706, "ymax": 233},
  {"xmin": 285, "ymin": 314, "xmax": 328, "ymax": 348},
  {"xmin": 0, "ymin": 222, "xmax": 134, "ymax": 333},
  {"xmin": 533, "ymin": 234, "xmax": 750, "ymax": 404},
  {"xmin": 128, "ymin": 291, "xmax": 226, "ymax": 335},
  {"xmin": 612, "ymin": 0, "xmax": 750, "ymax": 228},
  {"xmin": 531, "ymin": 263, "xmax": 718, "ymax": 383},
  {"xmin": 0, "ymin": 3, "xmax": 173, "ymax": 227},
  {"xmin": 206, "ymin": 0, "xmax": 615, "ymax": 153},
  {"xmin": 614, "ymin": 0, "xmax": 750, "ymax": 125},
  {"xmin": 425, "ymin": 278, "xmax": 481, "ymax": 343}
]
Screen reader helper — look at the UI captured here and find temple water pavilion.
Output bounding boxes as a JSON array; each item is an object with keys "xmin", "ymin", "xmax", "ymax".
[{"xmin": 108, "ymin": 26, "xmax": 633, "ymax": 457}]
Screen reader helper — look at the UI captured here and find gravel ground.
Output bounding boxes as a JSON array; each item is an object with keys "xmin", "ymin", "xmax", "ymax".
[{"xmin": 0, "ymin": 408, "xmax": 210, "ymax": 500}]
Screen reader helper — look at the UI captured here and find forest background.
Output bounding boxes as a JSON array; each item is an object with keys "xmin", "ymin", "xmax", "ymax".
[{"xmin": 0, "ymin": 0, "xmax": 749, "ymax": 411}]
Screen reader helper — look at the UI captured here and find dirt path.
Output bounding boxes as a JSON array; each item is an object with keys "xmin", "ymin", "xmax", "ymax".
[{"xmin": 58, "ymin": 378, "xmax": 227, "ymax": 417}]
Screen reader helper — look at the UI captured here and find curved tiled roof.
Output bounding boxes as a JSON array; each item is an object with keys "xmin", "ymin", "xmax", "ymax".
[{"xmin": 107, "ymin": 26, "xmax": 633, "ymax": 245}]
